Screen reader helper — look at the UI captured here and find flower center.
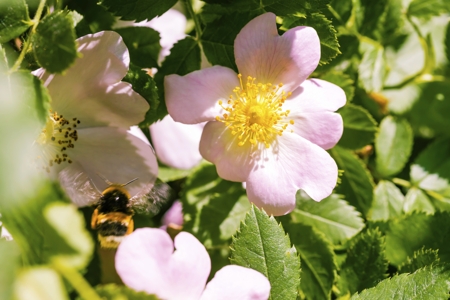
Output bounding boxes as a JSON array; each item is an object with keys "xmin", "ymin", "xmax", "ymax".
[
  {"xmin": 36, "ymin": 111, "xmax": 80, "ymax": 172},
  {"xmin": 216, "ymin": 74, "xmax": 294, "ymax": 148}
]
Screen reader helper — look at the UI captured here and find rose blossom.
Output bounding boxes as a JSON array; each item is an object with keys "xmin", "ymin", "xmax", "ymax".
[
  {"xmin": 33, "ymin": 31, "xmax": 158, "ymax": 206},
  {"xmin": 165, "ymin": 13, "xmax": 346, "ymax": 215},
  {"xmin": 116, "ymin": 228, "xmax": 270, "ymax": 300}
]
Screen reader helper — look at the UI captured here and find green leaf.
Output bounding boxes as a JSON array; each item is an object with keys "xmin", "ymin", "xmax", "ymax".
[
  {"xmin": 403, "ymin": 187, "xmax": 435, "ymax": 214},
  {"xmin": 202, "ymin": 0, "xmax": 330, "ymax": 16},
  {"xmin": 181, "ymin": 162, "xmax": 250, "ymax": 247},
  {"xmin": 199, "ymin": 192, "xmax": 251, "ymax": 246},
  {"xmin": 282, "ymin": 13, "xmax": 340, "ymax": 65},
  {"xmin": 379, "ymin": 1, "xmax": 404, "ymax": 45},
  {"xmin": 157, "ymin": 165, "xmax": 192, "ymax": 182},
  {"xmin": 355, "ymin": 0, "xmax": 403, "ymax": 45},
  {"xmin": 337, "ymin": 104, "xmax": 378, "ymax": 150},
  {"xmin": 115, "ymin": 27, "xmax": 160, "ymax": 69},
  {"xmin": 44, "ymin": 202, "xmax": 94, "ymax": 270},
  {"xmin": 69, "ymin": 0, "xmax": 115, "ymax": 34},
  {"xmin": 408, "ymin": 0, "xmax": 448, "ymax": 21},
  {"xmin": 291, "ymin": 193, "xmax": 364, "ymax": 245},
  {"xmin": 329, "ymin": 0, "xmax": 352, "ymax": 24},
  {"xmin": 358, "ymin": 42, "xmax": 386, "ymax": 92},
  {"xmin": 375, "ymin": 116, "xmax": 413, "ymax": 178},
  {"xmin": 410, "ymin": 138, "xmax": 450, "ymax": 199},
  {"xmin": 156, "ymin": 37, "xmax": 201, "ymax": 76},
  {"xmin": 266, "ymin": 0, "xmax": 330, "ymax": 16},
  {"xmin": 122, "ymin": 64, "xmax": 160, "ymax": 127},
  {"xmin": 409, "ymin": 82, "xmax": 450, "ymax": 138},
  {"xmin": 355, "ymin": 0, "xmax": 388, "ymax": 38},
  {"xmin": 0, "ymin": 240, "xmax": 21, "ymax": 300},
  {"xmin": 445, "ymin": 21, "xmax": 450, "ymax": 64},
  {"xmin": 32, "ymin": 11, "xmax": 78, "ymax": 73},
  {"xmin": 351, "ymin": 264, "xmax": 450, "ymax": 299},
  {"xmin": 330, "ymin": 146, "xmax": 375, "ymax": 216},
  {"xmin": 385, "ymin": 212, "xmax": 450, "ymax": 266},
  {"xmin": 398, "ymin": 248, "xmax": 440, "ymax": 274},
  {"xmin": 14, "ymin": 267, "xmax": 69, "ymax": 300},
  {"xmin": 369, "ymin": 180, "xmax": 404, "ymax": 221},
  {"xmin": 201, "ymin": 12, "xmax": 258, "ymax": 72},
  {"xmin": 100, "ymin": 0, "xmax": 177, "ymax": 22},
  {"xmin": 0, "ymin": 0, "xmax": 31, "ymax": 43},
  {"xmin": 285, "ymin": 223, "xmax": 336, "ymax": 300},
  {"xmin": 96, "ymin": 284, "xmax": 158, "ymax": 300},
  {"xmin": 203, "ymin": 0, "xmax": 264, "ymax": 11},
  {"xmin": 320, "ymin": 71, "xmax": 355, "ymax": 102},
  {"xmin": 231, "ymin": 206, "xmax": 300, "ymax": 300},
  {"xmin": 382, "ymin": 85, "xmax": 421, "ymax": 115},
  {"xmin": 0, "ymin": 181, "xmax": 68, "ymax": 265},
  {"xmin": 337, "ymin": 229, "xmax": 388, "ymax": 296},
  {"xmin": 154, "ymin": 36, "xmax": 201, "ymax": 120}
]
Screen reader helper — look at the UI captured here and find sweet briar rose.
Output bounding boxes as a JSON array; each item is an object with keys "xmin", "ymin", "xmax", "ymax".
[
  {"xmin": 33, "ymin": 31, "xmax": 158, "ymax": 206},
  {"xmin": 116, "ymin": 228, "xmax": 270, "ymax": 300},
  {"xmin": 165, "ymin": 13, "xmax": 346, "ymax": 216}
]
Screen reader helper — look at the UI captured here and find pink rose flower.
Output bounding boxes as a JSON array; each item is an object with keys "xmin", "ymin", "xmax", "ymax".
[
  {"xmin": 116, "ymin": 228, "xmax": 270, "ymax": 300},
  {"xmin": 165, "ymin": 13, "xmax": 346, "ymax": 215},
  {"xmin": 33, "ymin": 31, "xmax": 158, "ymax": 206}
]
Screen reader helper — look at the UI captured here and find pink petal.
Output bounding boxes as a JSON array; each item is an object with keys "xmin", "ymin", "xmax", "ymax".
[
  {"xmin": 246, "ymin": 133, "xmax": 338, "ymax": 216},
  {"xmin": 234, "ymin": 13, "xmax": 320, "ymax": 92},
  {"xmin": 289, "ymin": 111, "xmax": 343, "ymax": 150},
  {"xmin": 162, "ymin": 200, "xmax": 183, "ymax": 227},
  {"xmin": 37, "ymin": 31, "xmax": 128, "ymax": 99},
  {"xmin": 167, "ymin": 232, "xmax": 211, "ymax": 299},
  {"xmin": 200, "ymin": 265, "xmax": 270, "ymax": 300},
  {"xmin": 284, "ymin": 79, "xmax": 347, "ymax": 113},
  {"xmin": 282, "ymin": 79, "xmax": 346, "ymax": 149},
  {"xmin": 53, "ymin": 81, "xmax": 149, "ymax": 129},
  {"xmin": 199, "ymin": 121, "xmax": 255, "ymax": 182},
  {"xmin": 115, "ymin": 228, "xmax": 177, "ymax": 296},
  {"xmin": 69, "ymin": 127, "xmax": 158, "ymax": 198},
  {"xmin": 150, "ymin": 115, "xmax": 204, "ymax": 170},
  {"xmin": 35, "ymin": 31, "xmax": 148, "ymax": 128},
  {"xmin": 116, "ymin": 229, "xmax": 211, "ymax": 300},
  {"xmin": 165, "ymin": 66, "xmax": 239, "ymax": 124},
  {"xmin": 128, "ymin": 126, "xmax": 151, "ymax": 146}
]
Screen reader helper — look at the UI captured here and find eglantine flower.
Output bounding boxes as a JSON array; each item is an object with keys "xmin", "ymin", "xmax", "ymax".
[
  {"xmin": 165, "ymin": 13, "xmax": 346, "ymax": 216},
  {"xmin": 33, "ymin": 31, "xmax": 158, "ymax": 206},
  {"xmin": 116, "ymin": 228, "xmax": 270, "ymax": 300}
]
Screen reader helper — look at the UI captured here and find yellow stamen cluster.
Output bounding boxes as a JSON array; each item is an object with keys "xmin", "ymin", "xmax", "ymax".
[
  {"xmin": 216, "ymin": 74, "xmax": 294, "ymax": 148},
  {"xmin": 36, "ymin": 111, "xmax": 80, "ymax": 172}
]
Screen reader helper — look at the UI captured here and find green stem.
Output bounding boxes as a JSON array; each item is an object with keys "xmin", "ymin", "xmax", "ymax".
[
  {"xmin": 184, "ymin": 0, "xmax": 202, "ymax": 39},
  {"xmin": 392, "ymin": 178, "xmax": 411, "ymax": 188},
  {"xmin": 327, "ymin": 6, "xmax": 343, "ymax": 25},
  {"xmin": 53, "ymin": 261, "xmax": 102, "ymax": 300},
  {"xmin": 9, "ymin": 0, "xmax": 47, "ymax": 73},
  {"xmin": 384, "ymin": 14, "xmax": 434, "ymax": 90},
  {"xmin": 425, "ymin": 189, "xmax": 445, "ymax": 202},
  {"xmin": 407, "ymin": 14, "xmax": 433, "ymax": 73}
]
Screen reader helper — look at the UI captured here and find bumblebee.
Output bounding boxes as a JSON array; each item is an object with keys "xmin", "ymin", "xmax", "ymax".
[{"xmin": 90, "ymin": 176, "xmax": 173, "ymax": 249}]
